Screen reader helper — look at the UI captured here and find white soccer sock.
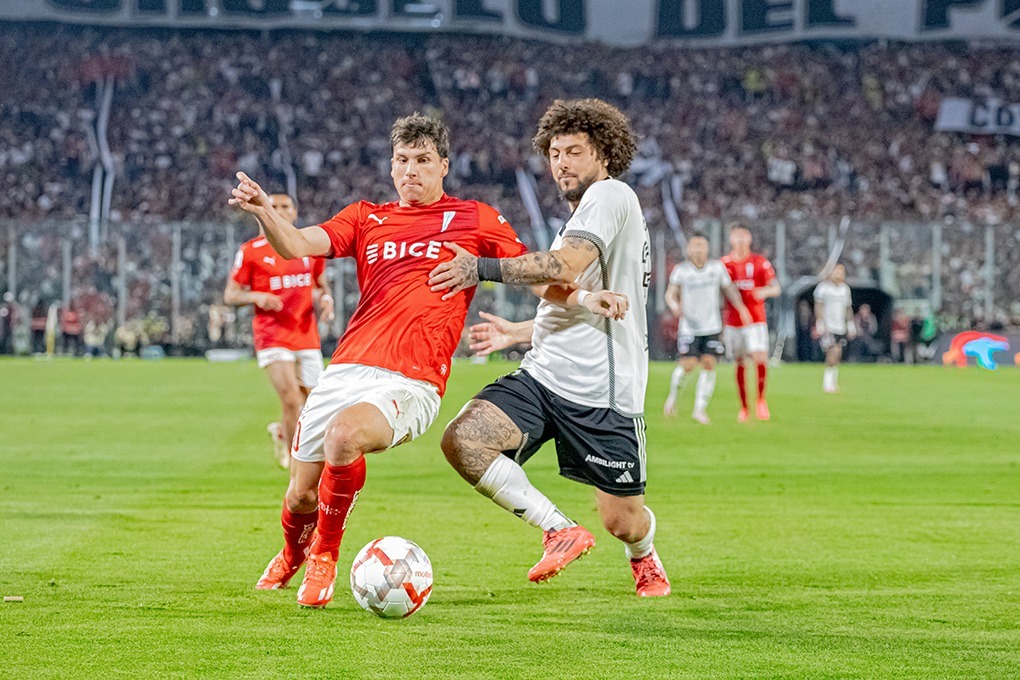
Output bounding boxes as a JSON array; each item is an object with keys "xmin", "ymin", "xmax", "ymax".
[
  {"xmin": 824, "ymin": 366, "xmax": 838, "ymax": 390},
  {"xmin": 624, "ymin": 506, "xmax": 656, "ymax": 560},
  {"xmin": 693, "ymin": 369, "xmax": 716, "ymax": 414},
  {"xmin": 667, "ymin": 365, "xmax": 687, "ymax": 398},
  {"xmin": 475, "ymin": 456, "xmax": 574, "ymax": 532}
]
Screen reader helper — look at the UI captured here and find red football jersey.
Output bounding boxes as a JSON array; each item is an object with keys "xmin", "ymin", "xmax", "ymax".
[
  {"xmin": 231, "ymin": 238, "xmax": 325, "ymax": 351},
  {"xmin": 319, "ymin": 194, "xmax": 525, "ymax": 395},
  {"xmin": 721, "ymin": 252, "xmax": 776, "ymax": 326}
]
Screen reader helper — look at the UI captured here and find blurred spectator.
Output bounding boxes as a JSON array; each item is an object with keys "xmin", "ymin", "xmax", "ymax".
[
  {"xmin": 60, "ymin": 305, "xmax": 84, "ymax": 355},
  {"xmin": 83, "ymin": 317, "xmax": 109, "ymax": 357},
  {"xmin": 853, "ymin": 303, "xmax": 881, "ymax": 360},
  {"xmin": 891, "ymin": 309, "xmax": 913, "ymax": 363},
  {"xmin": 30, "ymin": 300, "xmax": 48, "ymax": 353},
  {"xmin": 0, "ymin": 291, "xmax": 18, "ymax": 354}
]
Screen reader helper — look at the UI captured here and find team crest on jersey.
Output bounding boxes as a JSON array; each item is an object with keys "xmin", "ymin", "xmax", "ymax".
[{"xmin": 441, "ymin": 211, "xmax": 456, "ymax": 233}]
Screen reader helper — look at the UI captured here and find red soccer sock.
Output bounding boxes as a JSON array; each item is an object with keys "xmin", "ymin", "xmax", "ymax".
[
  {"xmin": 757, "ymin": 362, "xmax": 767, "ymax": 399},
  {"xmin": 736, "ymin": 364, "xmax": 748, "ymax": 408},
  {"xmin": 312, "ymin": 456, "xmax": 367, "ymax": 560},
  {"xmin": 281, "ymin": 505, "xmax": 318, "ymax": 565}
]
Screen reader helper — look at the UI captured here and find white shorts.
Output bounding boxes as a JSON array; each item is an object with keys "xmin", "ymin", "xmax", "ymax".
[
  {"xmin": 724, "ymin": 323, "xmax": 769, "ymax": 358},
  {"xmin": 256, "ymin": 347, "xmax": 324, "ymax": 389},
  {"xmin": 291, "ymin": 363, "xmax": 441, "ymax": 464}
]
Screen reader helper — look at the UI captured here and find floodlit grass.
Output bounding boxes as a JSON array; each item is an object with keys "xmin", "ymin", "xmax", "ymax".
[{"xmin": 1, "ymin": 358, "xmax": 1018, "ymax": 678}]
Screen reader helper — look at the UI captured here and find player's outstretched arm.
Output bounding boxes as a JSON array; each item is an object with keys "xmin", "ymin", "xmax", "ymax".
[
  {"xmin": 228, "ymin": 172, "xmax": 330, "ymax": 259},
  {"xmin": 468, "ymin": 311, "xmax": 534, "ymax": 356},
  {"xmin": 428, "ymin": 237, "xmax": 599, "ymax": 300}
]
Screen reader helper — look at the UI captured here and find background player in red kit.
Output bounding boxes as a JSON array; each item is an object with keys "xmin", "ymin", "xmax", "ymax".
[
  {"xmin": 721, "ymin": 225, "xmax": 781, "ymax": 422},
  {"xmin": 229, "ymin": 113, "xmax": 526, "ymax": 609},
  {"xmin": 225, "ymin": 193, "xmax": 334, "ymax": 469}
]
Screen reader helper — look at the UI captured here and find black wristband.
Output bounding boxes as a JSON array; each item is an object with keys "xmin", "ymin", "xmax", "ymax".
[{"xmin": 477, "ymin": 257, "xmax": 504, "ymax": 283}]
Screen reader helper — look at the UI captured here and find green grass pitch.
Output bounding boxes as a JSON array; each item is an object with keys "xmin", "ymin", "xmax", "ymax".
[{"xmin": 1, "ymin": 358, "xmax": 1018, "ymax": 678}]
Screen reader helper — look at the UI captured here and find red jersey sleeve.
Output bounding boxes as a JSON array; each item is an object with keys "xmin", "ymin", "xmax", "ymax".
[
  {"xmin": 318, "ymin": 203, "xmax": 362, "ymax": 258},
  {"xmin": 758, "ymin": 257, "xmax": 777, "ymax": 285},
  {"xmin": 476, "ymin": 203, "xmax": 527, "ymax": 258},
  {"xmin": 230, "ymin": 246, "xmax": 252, "ymax": 286},
  {"xmin": 312, "ymin": 257, "xmax": 326, "ymax": 280}
]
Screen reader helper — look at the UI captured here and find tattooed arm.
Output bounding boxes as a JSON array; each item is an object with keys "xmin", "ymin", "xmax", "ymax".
[{"xmin": 428, "ymin": 236, "xmax": 599, "ymax": 300}]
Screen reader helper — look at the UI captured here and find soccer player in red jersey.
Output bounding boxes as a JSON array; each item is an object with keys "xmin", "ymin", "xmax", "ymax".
[
  {"xmin": 229, "ymin": 114, "xmax": 526, "ymax": 608},
  {"xmin": 224, "ymin": 193, "xmax": 334, "ymax": 469},
  {"xmin": 721, "ymin": 225, "xmax": 781, "ymax": 422}
]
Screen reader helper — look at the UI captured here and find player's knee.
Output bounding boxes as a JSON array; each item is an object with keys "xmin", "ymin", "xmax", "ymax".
[
  {"xmin": 285, "ymin": 486, "xmax": 318, "ymax": 514},
  {"xmin": 323, "ymin": 418, "xmax": 371, "ymax": 466},
  {"xmin": 440, "ymin": 417, "xmax": 470, "ymax": 460}
]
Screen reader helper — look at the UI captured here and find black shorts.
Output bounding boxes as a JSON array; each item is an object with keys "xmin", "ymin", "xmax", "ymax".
[
  {"xmin": 474, "ymin": 370, "xmax": 646, "ymax": 497},
  {"xmin": 678, "ymin": 332, "xmax": 724, "ymax": 358},
  {"xmin": 820, "ymin": 333, "xmax": 848, "ymax": 350}
]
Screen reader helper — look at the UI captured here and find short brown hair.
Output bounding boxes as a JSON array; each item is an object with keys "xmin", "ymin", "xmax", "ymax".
[
  {"xmin": 390, "ymin": 113, "xmax": 450, "ymax": 159},
  {"xmin": 532, "ymin": 98, "xmax": 637, "ymax": 177}
]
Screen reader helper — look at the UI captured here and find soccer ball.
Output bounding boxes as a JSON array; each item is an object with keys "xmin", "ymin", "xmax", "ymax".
[{"xmin": 350, "ymin": 536, "xmax": 433, "ymax": 619}]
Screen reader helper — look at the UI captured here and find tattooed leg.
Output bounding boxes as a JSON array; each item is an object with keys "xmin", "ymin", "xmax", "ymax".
[
  {"xmin": 441, "ymin": 399, "xmax": 574, "ymax": 532},
  {"xmin": 442, "ymin": 399, "xmax": 522, "ymax": 484}
]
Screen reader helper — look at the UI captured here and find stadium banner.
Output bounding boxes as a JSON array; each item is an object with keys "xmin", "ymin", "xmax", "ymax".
[
  {"xmin": 1, "ymin": 1, "xmax": 1020, "ymax": 46},
  {"xmin": 935, "ymin": 97, "xmax": 1020, "ymax": 137}
]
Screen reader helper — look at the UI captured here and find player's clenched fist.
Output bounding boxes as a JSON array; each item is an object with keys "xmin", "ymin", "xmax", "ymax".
[{"xmin": 228, "ymin": 171, "xmax": 270, "ymax": 213}]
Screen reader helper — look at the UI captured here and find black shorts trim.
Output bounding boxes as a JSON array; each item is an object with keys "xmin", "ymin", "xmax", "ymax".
[
  {"xmin": 678, "ymin": 332, "xmax": 724, "ymax": 358},
  {"xmin": 474, "ymin": 370, "xmax": 646, "ymax": 497},
  {"xmin": 821, "ymin": 333, "xmax": 848, "ymax": 350}
]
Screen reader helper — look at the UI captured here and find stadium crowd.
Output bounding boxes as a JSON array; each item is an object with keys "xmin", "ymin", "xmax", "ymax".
[{"xmin": 1, "ymin": 24, "xmax": 1019, "ymax": 356}]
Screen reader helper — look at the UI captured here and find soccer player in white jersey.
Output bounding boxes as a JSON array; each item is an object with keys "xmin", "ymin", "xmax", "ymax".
[
  {"xmin": 664, "ymin": 233, "xmax": 751, "ymax": 423},
  {"xmin": 813, "ymin": 264, "xmax": 855, "ymax": 393},
  {"xmin": 429, "ymin": 98, "xmax": 670, "ymax": 597}
]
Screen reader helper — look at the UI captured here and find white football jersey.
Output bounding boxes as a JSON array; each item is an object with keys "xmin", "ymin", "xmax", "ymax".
[
  {"xmin": 668, "ymin": 260, "xmax": 731, "ymax": 336},
  {"xmin": 520, "ymin": 179, "xmax": 650, "ymax": 417},
  {"xmin": 814, "ymin": 280, "xmax": 852, "ymax": 334}
]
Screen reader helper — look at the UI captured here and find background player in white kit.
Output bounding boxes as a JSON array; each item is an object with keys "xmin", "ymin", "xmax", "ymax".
[
  {"xmin": 663, "ymin": 233, "xmax": 751, "ymax": 423},
  {"xmin": 813, "ymin": 264, "xmax": 855, "ymax": 393},
  {"xmin": 429, "ymin": 98, "xmax": 670, "ymax": 597}
]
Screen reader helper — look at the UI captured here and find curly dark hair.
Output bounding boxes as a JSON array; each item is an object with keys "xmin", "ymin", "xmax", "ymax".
[
  {"xmin": 532, "ymin": 98, "xmax": 637, "ymax": 177},
  {"xmin": 390, "ymin": 112, "xmax": 450, "ymax": 159}
]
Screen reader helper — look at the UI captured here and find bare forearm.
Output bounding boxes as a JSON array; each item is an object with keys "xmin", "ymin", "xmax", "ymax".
[
  {"xmin": 762, "ymin": 280, "xmax": 782, "ymax": 299},
  {"xmin": 723, "ymin": 285, "xmax": 744, "ymax": 310},
  {"xmin": 224, "ymin": 288, "xmax": 255, "ymax": 306},
  {"xmin": 254, "ymin": 207, "xmax": 313, "ymax": 259},
  {"xmin": 507, "ymin": 319, "xmax": 535, "ymax": 344},
  {"xmin": 537, "ymin": 283, "xmax": 576, "ymax": 306},
  {"xmin": 665, "ymin": 286, "xmax": 682, "ymax": 316}
]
